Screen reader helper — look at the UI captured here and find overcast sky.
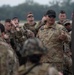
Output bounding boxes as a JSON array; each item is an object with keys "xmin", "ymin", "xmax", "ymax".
[
  {"xmin": 0, "ymin": 0, "xmax": 63, "ymax": 6},
  {"xmin": 0, "ymin": 0, "xmax": 74, "ymax": 6}
]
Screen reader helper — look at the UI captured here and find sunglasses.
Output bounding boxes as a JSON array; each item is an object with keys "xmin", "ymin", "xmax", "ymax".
[
  {"xmin": 48, "ymin": 15, "xmax": 56, "ymax": 18},
  {"xmin": 27, "ymin": 15, "xmax": 34, "ymax": 18},
  {"xmin": 65, "ymin": 23, "xmax": 70, "ymax": 26}
]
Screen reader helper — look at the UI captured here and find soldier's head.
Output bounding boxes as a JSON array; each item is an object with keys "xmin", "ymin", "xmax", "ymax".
[
  {"xmin": 59, "ymin": 10, "xmax": 66, "ymax": 22},
  {"xmin": 5, "ymin": 19, "xmax": 12, "ymax": 31},
  {"xmin": 45, "ymin": 9, "xmax": 56, "ymax": 25},
  {"xmin": 22, "ymin": 38, "xmax": 47, "ymax": 63},
  {"xmin": 12, "ymin": 17, "xmax": 19, "ymax": 26},
  {"xmin": 27, "ymin": 12, "xmax": 34, "ymax": 23},
  {"xmin": 63, "ymin": 19, "xmax": 72, "ymax": 32}
]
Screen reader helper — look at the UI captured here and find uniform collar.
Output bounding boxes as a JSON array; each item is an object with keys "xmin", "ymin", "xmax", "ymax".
[
  {"xmin": 44, "ymin": 24, "xmax": 56, "ymax": 29},
  {"xmin": 26, "ymin": 22, "xmax": 36, "ymax": 26}
]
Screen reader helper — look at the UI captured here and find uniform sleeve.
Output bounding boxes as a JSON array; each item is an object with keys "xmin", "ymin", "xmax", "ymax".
[
  {"xmin": 64, "ymin": 32, "xmax": 71, "ymax": 43},
  {"xmin": 58, "ymin": 25, "xmax": 71, "ymax": 43},
  {"xmin": 0, "ymin": 49, "xmax": 8, "ymax": 75}
]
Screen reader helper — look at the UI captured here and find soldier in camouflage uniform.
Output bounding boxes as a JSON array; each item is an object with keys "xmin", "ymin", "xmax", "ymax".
[
  {"xmin": 57, "ymin": 10, "xmax": 72, "ymax": 75},
  {"xmin": 23, "ymin": 12, "xmax": 37, "ymax": 36},
  {"xmin": 0, "ymin": 23, "xmax": 19, "ymax": 75},
  {"xmin": 37, "ymin": 9, "xmax": 71, "ymax": 73},
  {"xmin": 63, "ymin": 19, "xmax": 72, "ymax": 33},
  {"xmin": 11, "ymin": 18, "xmax": 35, "ymax": 65},
  {"xmin": 57, "ymin": 10, "xmax": 67, "ymax": 25},
  {"xmin": 63, "ymin": 20, "xmax": 72, "ymax": 75},
  {"xmin": 18, "ymin": 38, "xmax": 55, "ymax": 75},
  {"xmin": 4, "ymin": 19, "xmax": 13, "ymax": 44}
]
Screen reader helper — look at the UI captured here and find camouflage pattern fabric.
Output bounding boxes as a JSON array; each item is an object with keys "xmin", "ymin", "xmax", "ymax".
[
  {"xmin": 0, "ymin": 37, "xmax": 19, "ymax": 75},
  {"xmin": 21, "ymin": 38, "xmax": 47, "ymax": 57},
  {"xmin": 37, "ymin": 23, "xmax": 70, "ymax": 72},
  {"xmin": 18, "ymin": 62, "xmax": 50, "ymax": 75},
  {"xmin": 18, "ymin": 38, "xmax": 49, "ymax": 75},
  {"xmin": 23, "ymin": 22, "xmax": 37, "ymax": 36}
]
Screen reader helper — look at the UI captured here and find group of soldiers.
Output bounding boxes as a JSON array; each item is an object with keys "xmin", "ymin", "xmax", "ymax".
[{"xmin": 0, "ymin": 9, "xmax": 72, "ymax": 75}]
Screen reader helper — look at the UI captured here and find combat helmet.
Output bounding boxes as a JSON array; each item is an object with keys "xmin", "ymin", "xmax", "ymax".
[{"xmin": 21, "ymin": 38, "xmax": 47, "ymax": 57}]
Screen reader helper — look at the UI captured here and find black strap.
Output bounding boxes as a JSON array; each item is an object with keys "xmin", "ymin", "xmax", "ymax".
[{"xmin": 23, "ymin": 63, "xmax": 40, "ymax": 75}]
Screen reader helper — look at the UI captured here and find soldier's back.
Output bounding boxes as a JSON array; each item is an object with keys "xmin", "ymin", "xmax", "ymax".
[
  {"xmin": 0, "ymin": 39, "xmax": 19, "ymax": 75},
  {"xmin": 18, "ymin": 62, "xmax": 50, "ymax": 75}
]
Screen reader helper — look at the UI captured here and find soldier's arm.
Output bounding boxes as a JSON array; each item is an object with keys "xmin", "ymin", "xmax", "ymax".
[
  {"xmin": 0, "ymin": 44, "xmax": 19, "ymax": 75},
  {"xmin": 57, "ymin": 24, "xmax": 71, "ymax": 42},
  {"xmin": 26, "ymin": 29, "xmax": 35, "ymax": 38},
  {"xmin": 23, "ymin": 23, "xmax": 28, "ymax": 30},
  {"xmin": 58, "ymin": 30, "xmax": 71, "ymax": 43},
  {"xmin": 0, "ymin": 49, "xmax": 8, "ymax": 75}
]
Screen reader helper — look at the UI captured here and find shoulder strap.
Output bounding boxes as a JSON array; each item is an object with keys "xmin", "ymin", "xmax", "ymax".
[{"xmin": 23, "ymin": 63, "xmax": 40, "ymax": 75}]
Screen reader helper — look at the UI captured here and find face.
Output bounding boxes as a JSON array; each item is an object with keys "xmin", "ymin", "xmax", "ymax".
[
  {"xmin": 5, "ymin": 22, "xmax": 11, "ymax": 31},
  {"xmin": 65, "ymin": 23, "xmax": 72, "ymax": 31},
  {"xmin": 46, "ymin": 15, "xmax": 55, "ymax": 25},
  {"xmin": 27, "ymin": 14, "xmax": 34, "ymax": 23},
  {"xmin": 59, "ymin": 13, "xmax": 66, "ymax": 22},
  {"xmin": 13, "ymin": 18, "xmax": 19, "ymax": 26}
]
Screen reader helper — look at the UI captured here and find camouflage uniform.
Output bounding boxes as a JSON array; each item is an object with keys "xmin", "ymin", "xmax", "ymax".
[
  {"xmin": 0, "ymin": 37, "xmax": 19, "ymax": 75},
  {"xmin": 57, "ymin": 20, "xmax": 64, "ymax": 25},
  {"xmin": 37, "ymin": 23, "xmax": 70, "ymax": 72},
  {"xmin": 63, "ymin": 53, "xmax": 73, "ymax": 75},
  {"xmin": 63, "ymin": 20, "xmax": 72, "ymax": 75},
  {"xmin": 23, "ymin": 22, "xmax": 37, "ymax": 36},
  {"xmin": 11, "ymin": 26, "xmax": 34, "ymax": 65},
  {"xmin": 12, "ymin": 26, "xmax": 34, "ymax": 51},
  {"xmin": 18, "ymin": 38, "xmax": 54, "ymax": 75}
]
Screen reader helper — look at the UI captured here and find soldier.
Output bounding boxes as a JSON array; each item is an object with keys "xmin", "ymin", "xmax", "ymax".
[
  {"xmin": 11, "ymin": 17, "xmax": 35, "ymax": 65},
  {"xmin": 18, "ymin": 38, "xmax": 53, "ymax": 75},
  {"xmin": 57, "ymin": 10, "xmax": 67, "ymax": 25},
  {"xmin": 63, "ymin": 19, "xmax": 72, "ymax": 33},
  {"xmin": 37, "ymin": 9, "xmax": 71, "ymax": 73},
  {"xmin": 23, "ymin": 12, "xmax": 37, "ymax": 36},
  {"xmin": 0, "ymin": 23, "xmax": 19, "ymax": 75},
  {"xmin": 4, "ymin": 19, "xmax": 12, "ymax": 44},
  {"xmin": 63, "ymin": 19, "xmax": 73, "ymax": 75},
  {"xmin": 12, "ymin": 17, "xmax": 19, "ymax": 27}
]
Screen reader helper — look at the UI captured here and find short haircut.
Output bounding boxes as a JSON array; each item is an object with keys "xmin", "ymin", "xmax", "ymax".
[
  {"xmin": 60, "ymin": 10, "xmax": 66, "ymax": 14},
  {"xmin": 0, "ymin": 23, "xmax": 5, "ymax": 33},
  {"xmin": 27, "ymin": 12, "xmax": 33, "ymax": 15},
  {"xmin": 12, "ymin": 17, "xmax": 19, "ymax": 22},
  {"xmin": 5, "ymin": 19, "xmax": 11, "ymax": 23},
  {"xmin": 45, "ymin": 9, "xmax": 56, "ymax": 18}
]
